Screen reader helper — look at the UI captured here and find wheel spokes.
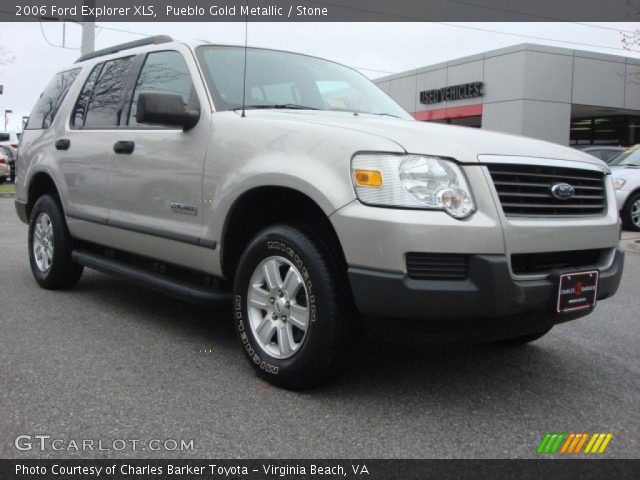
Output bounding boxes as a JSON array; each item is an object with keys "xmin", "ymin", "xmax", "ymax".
[
  {"xmin": 247, "ymin": 255, "xmax": 310, "ymax": 359},
  {"xmin": 632, "ymin": 201, "xmax": 640, "ymax": 225},
  {"xmin": 282, "ymin": 267, "xmax": 302, "ymax": 298},
  {"xmin": 33, "ymin": 212, "xmax": 54, "ymax": 272},
  {"xmin": 263, "ymin": 259, "xmax": 282, "ymax": 290},
  {"xmin": 288, "ymin": 303, "xmax": 309, "ymax": 332},
  {"xmin": 249, "ymin": 284, "xmax": 271, "ymax": 310},
  {"xmin": 255, "ymin": 315, "xmax": 277, "ymax": 345},
  {"xmin": 277, "ymin": 323, "xmax": 295, "ymax": 356}
]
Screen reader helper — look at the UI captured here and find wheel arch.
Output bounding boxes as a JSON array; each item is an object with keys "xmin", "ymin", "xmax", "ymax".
[
  {"xmin": 622, "ymin": 187, "xmax": 640, "ymax": 209},
  {"xmin": 26, "ymin": 171, "xmax": 61, "ymax": 220},
  {"xmin": 220, "ymin": 185, "xmax": 347, "ymax": 281}
]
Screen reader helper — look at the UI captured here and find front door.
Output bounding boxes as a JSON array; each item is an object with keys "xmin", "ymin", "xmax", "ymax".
[{"xmin": 107, "ymin": 47, "xmax": 211, "ymax": 269}]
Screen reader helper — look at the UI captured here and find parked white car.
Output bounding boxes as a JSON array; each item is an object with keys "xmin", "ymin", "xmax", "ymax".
[
  {"xmin": 0, "ymin": 152, "xmax": 10, "ymax": 184},
  {"xmin": 611, "ymin": 145, "xmax": 640, "ymax": 231}
]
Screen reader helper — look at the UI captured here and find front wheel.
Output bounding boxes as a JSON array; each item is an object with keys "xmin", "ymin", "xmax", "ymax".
[
  {"xmin": 621, "ymin": 192, "xmax": 640, "ymax": 232},
  {"xmin": 28, "ymin": 194, "xmax": 84, "ymax": 289},
  {"xmin": 233, "ymin": 224, "xmax": 357, "ymax": 390}
]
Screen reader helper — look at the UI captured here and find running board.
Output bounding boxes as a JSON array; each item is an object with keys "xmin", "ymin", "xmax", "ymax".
[{"xmin": 71, "ymin": 250, "xmax": 231, "ymax": 306}]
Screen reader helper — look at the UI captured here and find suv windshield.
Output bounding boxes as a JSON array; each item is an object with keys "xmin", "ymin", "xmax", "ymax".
[
  {"xmin": 610, "ymin": 145, "xmax": 640, "ymax": 166},
  {"xmin": 196, "ymin": 46, "xmax": 411, "ymax": 119}
]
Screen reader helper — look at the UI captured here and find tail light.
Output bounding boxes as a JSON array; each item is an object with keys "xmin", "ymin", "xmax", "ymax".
[
  {"xmin": 0, "ymin": 158, "xmax": 6, "ymax": 164},
  {"xmin": 11, "ymin": 143, "xmax": 18, "ymax": 149}
]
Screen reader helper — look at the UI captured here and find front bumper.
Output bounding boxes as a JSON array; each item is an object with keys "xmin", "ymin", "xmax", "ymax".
[
  {"xmin": 348, "ymin": 247, "xmax": 624, "ymax": 340},
  {"xmin": 616, "ymin": 189, "xmax": 631, "ymax": 210}
]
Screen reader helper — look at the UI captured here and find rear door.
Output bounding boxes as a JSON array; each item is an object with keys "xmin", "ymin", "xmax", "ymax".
[
  {"xmin": 107, "ymin": 46, "xmax": 211, "ymax": 269},
  {"xmin": 58, "ymin": 56, "xmax": 136, "ymax": 238}
]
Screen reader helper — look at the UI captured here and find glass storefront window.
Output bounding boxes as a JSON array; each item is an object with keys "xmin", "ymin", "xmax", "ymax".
[{"xmin": 570, "ymin": 115, "xmax": 640, "ymax": 147}]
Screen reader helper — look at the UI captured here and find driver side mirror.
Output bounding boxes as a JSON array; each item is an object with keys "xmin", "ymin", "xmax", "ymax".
[{"xmin": 136, "ymin": 92, "xmax": 199, "ymax": 130}]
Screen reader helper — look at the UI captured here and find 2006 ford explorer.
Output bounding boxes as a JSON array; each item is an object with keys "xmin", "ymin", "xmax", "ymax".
[{"xmin": 15, "ymin": 36, "xmax": 624, "ymax": 389}]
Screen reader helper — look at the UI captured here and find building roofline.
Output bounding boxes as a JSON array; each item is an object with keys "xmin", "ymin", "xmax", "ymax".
[{"xmin": 373, "ymin": 42, "xmax": 639, "ymax": 83}]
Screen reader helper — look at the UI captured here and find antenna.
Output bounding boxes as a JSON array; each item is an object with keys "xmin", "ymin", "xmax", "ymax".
[{"xmin": 241, "ymin": 1, "xmax": 249, "ymax": 118}]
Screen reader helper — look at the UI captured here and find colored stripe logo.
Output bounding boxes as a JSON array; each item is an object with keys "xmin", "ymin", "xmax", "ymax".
[{"xmin": 537, "ymin": 433, "xmax": 612, "ymax": 454}]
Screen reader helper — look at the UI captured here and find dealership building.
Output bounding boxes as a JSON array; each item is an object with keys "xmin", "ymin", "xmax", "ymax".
[{"xmin": 374, "ymin": 43, "xmax": 640, "ymax": 147}]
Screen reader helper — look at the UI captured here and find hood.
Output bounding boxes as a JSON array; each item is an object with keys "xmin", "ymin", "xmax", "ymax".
[{"xmin": 247, "ymin": 110, "xmax": 607, "ymax": 167}]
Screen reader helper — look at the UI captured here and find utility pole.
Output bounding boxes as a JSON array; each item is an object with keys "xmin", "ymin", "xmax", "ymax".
[
  {"xmin": 81, "ymin": 0, "xmax": 96, "ymax": 56},
  {"xmin": 80, "ymin": 22, "xmax": 95, "ymax": 56}
]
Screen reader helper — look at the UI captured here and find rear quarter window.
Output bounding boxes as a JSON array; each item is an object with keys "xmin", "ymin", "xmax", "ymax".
[{"xmin": 25, "ymin": 68, "xmax": 81, "ymax": 130}]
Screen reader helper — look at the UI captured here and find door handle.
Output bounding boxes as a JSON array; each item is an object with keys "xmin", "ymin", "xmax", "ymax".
[
  {"xmin": 55, "ymin": 138, "xmax": 70, "ymax": 150},
  {"xmin": 113, "ymin": 140, "xmax": 135, "ymax": 154}
]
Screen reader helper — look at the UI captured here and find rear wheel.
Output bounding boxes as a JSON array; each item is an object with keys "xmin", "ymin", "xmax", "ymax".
[
  {"xmin": 28, "ymin": 194, "xmax": 83, "ymax": 289},
  {"xmin": 232, "ymin": 224, "xmax": 357, "ymax": 390},
  {"xmin": 493, "ymin": 327, "xmax": 552, "ymax": 346},
  {"xmin": 621, "ymin": 192, "xmax": 640, "ymax": 232}
]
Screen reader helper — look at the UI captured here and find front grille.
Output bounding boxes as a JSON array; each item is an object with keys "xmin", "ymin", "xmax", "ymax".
[
  {"xmin": 486, "ymin": 163, "xmax": 606, "ymax": 217},
  {"xmin": 511, "ymin": 249, "xmax": 603, "ymax": 275},
  {"xmin": 406, "ymin": 253, "xmax": 468, "ymax": 280}
]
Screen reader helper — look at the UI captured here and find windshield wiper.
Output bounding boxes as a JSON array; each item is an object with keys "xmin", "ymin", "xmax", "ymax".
[{"xmin": 234, "ymin": 104, "xmax": 318, "ymax": 111}]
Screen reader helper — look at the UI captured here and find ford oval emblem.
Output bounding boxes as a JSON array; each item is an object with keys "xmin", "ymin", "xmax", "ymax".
[{"xmin": 551, "ymin": 182, "xmax": 575, "ymax": 200}]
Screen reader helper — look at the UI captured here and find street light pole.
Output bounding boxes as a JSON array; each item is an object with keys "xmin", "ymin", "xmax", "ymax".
[{"xmin": 4, "ymin": 110, "xmax": 12, "ymax": 131}]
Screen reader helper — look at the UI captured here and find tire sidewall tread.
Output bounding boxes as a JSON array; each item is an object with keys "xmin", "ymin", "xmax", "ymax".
[
  {"xmin": 622, "ymin": 191, "xmax": 640, "ymax": 232},
  {"xmin": 28, "ymin": 194, "xmax": 83, "ymax": 290},
  {"xmin": 233, "ymin": 223, "xmax": 355, "ymax": 390}
]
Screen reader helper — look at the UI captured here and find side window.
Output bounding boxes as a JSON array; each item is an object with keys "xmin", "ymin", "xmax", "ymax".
[
  {"xmin": 25, "ymin": 68, "xmax": 80, "ymax": 130},
  {"xmin": 72, "ymin": 63, "xmax": 103, "ymax": 127},
  {"xmin": 84, "ymin": 56, "xmax": 134, "ymax": 128},
  {"xmin": 128, "ymin": 51, "xmax": 194, "ymax": 127}
]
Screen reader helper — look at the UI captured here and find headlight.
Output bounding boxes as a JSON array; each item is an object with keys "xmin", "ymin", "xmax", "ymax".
[
  {"xmin": 351, "ymin": 153, "xmax": 476, "ymax": 219},
  {"xmin": 614, "ymin": 178, "xmax": 627, "ymax": 190}
]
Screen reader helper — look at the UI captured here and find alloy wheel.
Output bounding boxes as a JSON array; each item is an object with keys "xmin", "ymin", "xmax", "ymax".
[
  {"xmin": 247, "ymin": 256, "xmax": 310, "ymax": 359},
  {"xmin": 32, "ymin": 212, "xmax": 54, "ymax": 272},
  {"xmin": 631, "ymin": 199, "xmax": 640, "ymax": 227}
]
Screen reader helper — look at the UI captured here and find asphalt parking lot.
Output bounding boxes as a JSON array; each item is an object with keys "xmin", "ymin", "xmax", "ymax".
[{"xmin": 1, "ymin": 196, "xmax": 639, "ymax": 459}]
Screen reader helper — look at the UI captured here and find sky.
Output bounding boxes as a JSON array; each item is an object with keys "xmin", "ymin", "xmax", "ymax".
[{"xmin": 0, "ymin": 21, "xmax": 638, "ymax": 131}]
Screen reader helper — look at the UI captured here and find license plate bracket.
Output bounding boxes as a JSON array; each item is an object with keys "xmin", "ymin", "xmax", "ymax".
[{"xmin": 556, "ymin": 270, "xmax": 599, "ymax": 313}]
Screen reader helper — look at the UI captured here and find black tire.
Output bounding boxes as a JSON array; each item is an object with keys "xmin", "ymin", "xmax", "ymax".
[
  {"xmin": 621, "ymin": 191, "xmax": 640, "ymax": 232},
  {"xmin": 0, "ymin": 176, "xmax": 5, "ymax": 185},
  {"xmin": 493, "ymin": 327, "xmax": 552, "ymax": 346},
  {"xmin": 233, "ymin": 223, "xmax": 357, "ymax": 390},
  {"xmin": 28, "ymin": 194, "xmax": 84, "ymax": 290}
]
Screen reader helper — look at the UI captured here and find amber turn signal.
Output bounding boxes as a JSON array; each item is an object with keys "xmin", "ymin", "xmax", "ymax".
[{"xmin": 354, "ymin": 169, "xmax": 383, "ymax": 187}]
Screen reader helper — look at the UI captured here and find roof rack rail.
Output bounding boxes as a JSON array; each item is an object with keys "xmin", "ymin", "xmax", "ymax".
[{"xmin": 75, "ymin": 35, "xmax": 174, "ymax": 63}]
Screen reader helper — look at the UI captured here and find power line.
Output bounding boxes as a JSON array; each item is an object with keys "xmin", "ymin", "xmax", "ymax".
[
  {"xmin": 436, "ymin": 22, "xmax": 629, "ymax": 51},
  {"xmin": 39, "ymin": 21, "xmax": 79, "ymax": 50},
  {"xmin": 94, "ymin": 25, "xmax": 151, "ymax": 37},
  {"xmin": 441, "ymin": 0, "xmax": 638, "ymax": 33}
]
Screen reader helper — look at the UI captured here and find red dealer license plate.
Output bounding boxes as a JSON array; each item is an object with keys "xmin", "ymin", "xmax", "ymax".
[{"xmin": 557, "ymin": 270, "xmax": 599, "ymax": 313}]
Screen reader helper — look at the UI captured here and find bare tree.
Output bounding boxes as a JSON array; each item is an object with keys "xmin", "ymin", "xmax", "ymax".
[
  {"xmin": 0, "ymin": 46, "xmax": 15, "ymax": 67},
  {"xmin": 619, "ymin": 1, "xmax": 640, "ymax": 82}
]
